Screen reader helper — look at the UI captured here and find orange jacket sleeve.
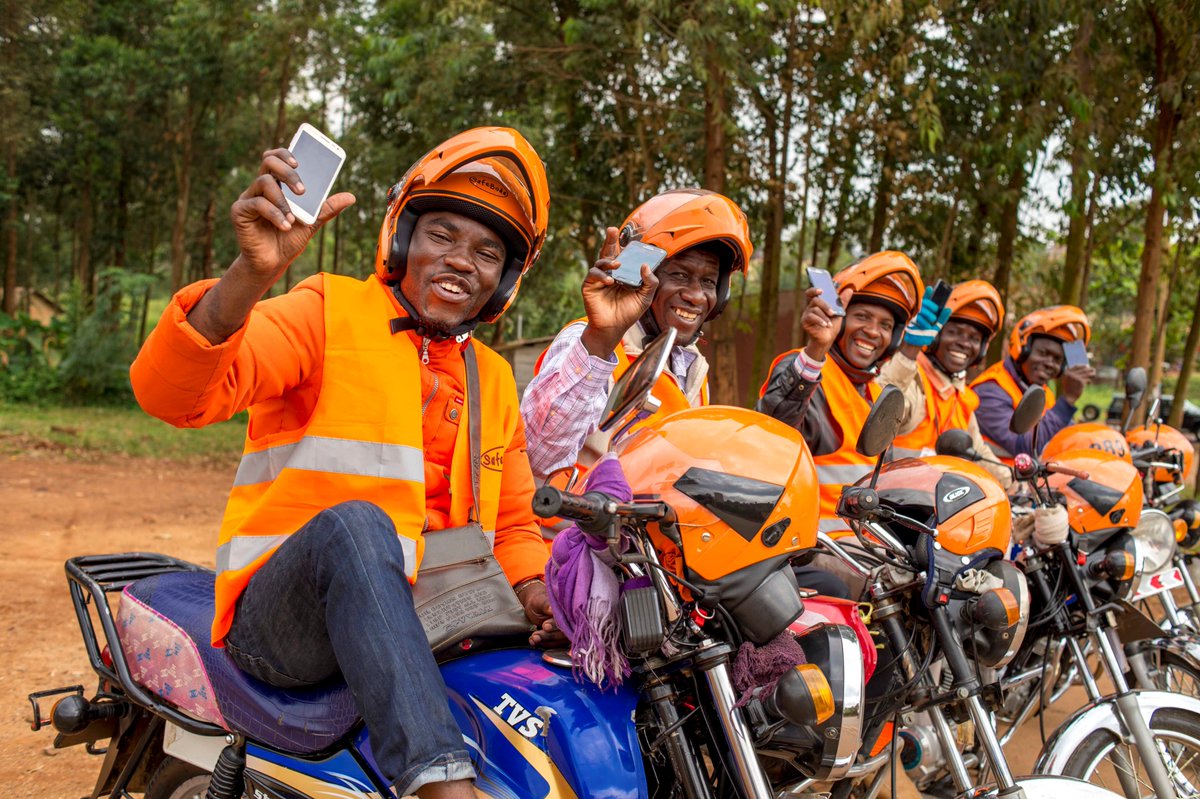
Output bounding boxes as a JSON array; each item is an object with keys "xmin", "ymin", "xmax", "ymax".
[
  {"xmin": 493, "ymin": 416, "xmax": 550, "ymax": 585},
  {"xmin": 130, "ymin": 277, "xmax": 326, "ymax": 428}
]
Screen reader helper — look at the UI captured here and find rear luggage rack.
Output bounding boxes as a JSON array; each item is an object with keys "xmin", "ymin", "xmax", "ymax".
[{"xmin": 66, "ymin": 553, "xmax": 224, "ymax": 735}]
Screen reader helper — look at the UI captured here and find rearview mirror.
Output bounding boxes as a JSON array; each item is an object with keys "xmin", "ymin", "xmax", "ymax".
[
  {"xmin": 856, "ymin": 385, "xmax": 905, "ymax": 458},
  {"xmin": 1121, "ymin": 367, "xmax": 1147, "ymax": 433},
  {"xmin": 599, "ymin": 327, "xmax": 676, "ymax": 435},
  {"xmin": 935, "ymin": 429, "xmax": 976, "ymax": 460},
  {"xmin": 1010, "ymin": 386, "xmax": 1046, "ymax": 435}
]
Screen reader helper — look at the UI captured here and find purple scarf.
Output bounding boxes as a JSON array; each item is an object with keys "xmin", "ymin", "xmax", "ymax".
[{"xmin": 545, "ymin": 455, "xmax": 633, "ymax": 688}]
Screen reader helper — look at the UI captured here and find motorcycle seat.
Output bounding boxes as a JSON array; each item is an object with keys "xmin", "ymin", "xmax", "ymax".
[{"xmin": 118, "ymin": 571, "xmax": 359, "ymax": 754}]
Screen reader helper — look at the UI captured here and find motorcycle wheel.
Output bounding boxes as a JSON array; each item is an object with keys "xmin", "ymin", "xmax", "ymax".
[
  {"xmin": 1060, "ymin": 707, "xmax": 1200, "ymax": 797},
  {"xmin": 1148, "ymin": 651, "xmax": 1200, "ymax": 697},
  {"xmin": 145, "ymin": 756, "xmax": 212, "ymax": 799}
]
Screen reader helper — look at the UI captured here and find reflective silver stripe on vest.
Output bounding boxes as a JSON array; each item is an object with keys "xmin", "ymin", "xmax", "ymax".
[
  {"xmin": 218, "ymin": 532, "xmax": 421, "ymax": 576},
  {"xmin": 818, "ymin": 517, "xmax": 851, "ymax": 532},
  {"xmin": 233, "ymin": 436, "xmax": 424, "ymax": 487},
  {"xmin": 815, "ymin": 463, "xmax": 873, "ymax": 485},
  {"xmin": 216, "ymin": 534, "xmax": 288, "ymax": 573},
  {"xmin": 891, "ymin": 447, "xmax": 924, "ymax": 459}
]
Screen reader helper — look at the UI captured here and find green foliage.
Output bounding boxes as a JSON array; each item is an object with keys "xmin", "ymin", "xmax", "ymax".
[{"xmin": 0, "ymin": 312, "xmax": 65, "ymax": 403}]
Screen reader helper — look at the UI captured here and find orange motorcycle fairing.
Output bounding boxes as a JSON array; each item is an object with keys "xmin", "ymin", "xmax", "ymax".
[{"xmin": 1045, "ymin": 449, "xmax": 1144, "ymax": 535}]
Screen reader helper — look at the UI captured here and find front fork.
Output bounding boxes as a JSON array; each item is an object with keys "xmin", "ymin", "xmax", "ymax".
[
  {"xmin": 875, "ymin": 596, "xmax": 1025, "ymax": 798},
  {"xmin": 1050, "ymin": 542, "xmax": 1180, "ymax": 799}
]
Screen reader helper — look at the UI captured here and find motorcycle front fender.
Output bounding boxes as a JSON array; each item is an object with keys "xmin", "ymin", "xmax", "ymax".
[
  {"xmin": 1034, "ymin": 689, "xmax": 1200, "ymax": 775},
  {"xmin": 1011, "ymin": 775, "xmax": 1125, "ymax": 798}
]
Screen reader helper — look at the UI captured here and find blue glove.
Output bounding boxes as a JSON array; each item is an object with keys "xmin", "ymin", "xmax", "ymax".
[{"xmin": 903, "ymin": 286, "xmax": 952, "ymax": 348}]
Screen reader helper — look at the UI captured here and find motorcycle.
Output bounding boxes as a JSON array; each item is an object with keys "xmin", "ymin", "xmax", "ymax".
[
  {"xmin": 28, "ymin": 328, "xmax": 863, "ymax": 799},
  {"xmin": 939, "ymin": 386, "xmax": 1200, "ymax": 798},
  {"xmin": 808, "ymin": 386, "xmax": 1121, "ymax": 799}
]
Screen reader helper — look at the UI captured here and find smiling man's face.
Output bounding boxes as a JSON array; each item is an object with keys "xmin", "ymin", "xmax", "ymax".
[
  {"xmin": 399, "ymin": 211, "xmax": 506, "ymax": 333},
  {"xmin": 648, "ymin": 247, "xmax": 719, "ymax": 342},
  {"xmin": 1020, "ymin": 336, "xmax": 1065, "ymax": 386},
  {"xmin": 838, "ymin": 302, "xmax": 896, "ymax": 369},
  {"xmin": 934, "ymin": 319, "xmax": 985, "ymax": 373}
]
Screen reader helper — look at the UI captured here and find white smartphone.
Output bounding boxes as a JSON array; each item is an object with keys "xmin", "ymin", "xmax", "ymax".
[{"xmin": 282, "ymin": 123, "xmax": 346, "ymax": 226}]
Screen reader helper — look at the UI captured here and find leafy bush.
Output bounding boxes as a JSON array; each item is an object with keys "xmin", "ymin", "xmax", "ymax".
[{"xmin": 0, "ymin": 312, "xmax": 64, "ymax": 403}]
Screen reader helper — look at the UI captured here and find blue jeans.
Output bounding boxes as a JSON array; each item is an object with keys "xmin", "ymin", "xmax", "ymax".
[{"xmin": 225, "ymin": 500, "xmax": 476, "ymax": 795}]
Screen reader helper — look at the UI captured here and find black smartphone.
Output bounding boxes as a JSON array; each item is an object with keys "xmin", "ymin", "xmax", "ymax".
[
  {"xmin": 1062, "ymin": 340, "xmax": 1089, "ymax": 369},
  {"xmin": 610, "ymin": 240, "xmax": 668, "ymax": 287},
  {"xmin": 931, "ymin": 279, "xmax": 953, "ymax": 310},
  {"xmin": 806, "ymin": 267, "xmax": 845, "ymax": 316}
]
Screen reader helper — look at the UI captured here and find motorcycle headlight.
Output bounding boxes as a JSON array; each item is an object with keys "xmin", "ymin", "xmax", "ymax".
[{"xmin": 1132, "ymin": 509, "xmax": 1176, "ymax": 575}]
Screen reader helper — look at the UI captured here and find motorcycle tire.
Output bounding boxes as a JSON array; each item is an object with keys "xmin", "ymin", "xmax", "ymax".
[
  {"xmin": 1144, "ymin": 651, "xmax": 1200, "ymax": 697},
  {"xmin": 145, "ymin": 756, "xmax": 212, "ymax": 799},
  {"xmin": 1059, "ymin": 706, "xmax": 1200, "ymax": 797},
  {"xmin": 1081, "ymin": 404, "xmax": 1101, "ymax": 422}
]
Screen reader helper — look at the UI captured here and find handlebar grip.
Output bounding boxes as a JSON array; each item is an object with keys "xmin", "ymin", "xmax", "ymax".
[
  {"xmin": 532, "ymin": 486, "xmax": 613, "ymax": 534},
  {"xmin": 1046, "ymin": 462, "xmax": 1090, "ymax": 480}
]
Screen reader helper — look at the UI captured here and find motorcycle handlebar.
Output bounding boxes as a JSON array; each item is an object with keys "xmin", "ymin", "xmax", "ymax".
[
  {"xmin": 531, "ymin": 485, "xmax": 674, "ymax": 537},
  {"xmin": 1044, "ymin": 461, "xmax": 1090, "ymax": 480}
]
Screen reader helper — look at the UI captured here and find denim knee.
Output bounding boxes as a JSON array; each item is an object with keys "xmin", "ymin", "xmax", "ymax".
[{"xmin": 309, "ymin": 500, "xmax": 407, "ymax": 570}]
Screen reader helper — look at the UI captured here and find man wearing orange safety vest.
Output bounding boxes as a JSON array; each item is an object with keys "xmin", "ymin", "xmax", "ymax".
[
  {"xmin": 521, "ymin": 189, "xmax": 750, "ymax": 482},
  {"xmin": 757, "ymin": 253, "xmax": 923, "ymax": 534},
  {"xmin": 971, "ymin": 306, "xmax": 1095, "ymax": 463},
  {"xmin": 881, "ymin": 280, "xmax": 1013, "ymax": 488},
  {"xmin": 130, "ymin": 128, "xmax": 557, "ymax": 799}
]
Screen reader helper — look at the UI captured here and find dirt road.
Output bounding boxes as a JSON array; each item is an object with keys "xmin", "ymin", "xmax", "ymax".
[{"xmin": 1, "ymin": 451, "xmax": 1090, "ymax": 798}]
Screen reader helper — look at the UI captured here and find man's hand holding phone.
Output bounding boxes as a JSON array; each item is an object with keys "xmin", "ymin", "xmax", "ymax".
[
  {"xmin": 1060, "ymin": 340, "xmax": 1095, "ymax": 404},
  {"xmin": 902, "ymin": 281, "xmax": 953, "ymax": 355},
  {"xmin": 579, "ymin": 227, "xmax": 662, "ymax": 359},
  {"xmin": 801, "ymin": 268, "xmax": 852, "ymax": 363},
  {"xmin": 188, "ymin": 128, "xmax": 354, "ymax": 346}
]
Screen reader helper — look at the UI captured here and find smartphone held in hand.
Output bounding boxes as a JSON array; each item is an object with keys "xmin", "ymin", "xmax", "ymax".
[
  {"xmin": 610, "ymin": 240, "xmax": 668, "ymax": 287},
  {"xmin": 1062, "ymin": 339, "xmax": 1089, "ymax": 369},
  {"xmin": 806, "ymin": 266, "xmax": 845, "ymax": 316},
  {"xmin": 931, "ymin": 279, "xmax": 953, "ymax": 310},
  {"xmin": 282, "ymin": 124, "xmax": 346, "ymax": 226}
]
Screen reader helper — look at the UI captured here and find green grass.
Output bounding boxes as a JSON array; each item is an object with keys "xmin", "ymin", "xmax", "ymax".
[{"xmin": 0, "ymin": 402, "xmax": 246, "ymax": 464}]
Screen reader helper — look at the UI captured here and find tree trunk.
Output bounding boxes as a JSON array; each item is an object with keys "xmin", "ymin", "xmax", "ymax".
[
  {"xmin": 1079, "ymin": 170, "xmax": 1102, "ymax": 309},
  {"xmin": 824, "ymin": 136, "xmax": 858, "ymax": 272},
  {"xmin": 810, "ymin": 179, "xmax": 827, "ymax": 275},
  {"xmin": 1168, "ymin": 281, "xmax": 1200, "ymax": 429},
  {"xmin": 199, "ymin": 194, "xmax": 217, "ymax": 280},
  {"xmin": 986, "ymin": 166, "xmax": 1027, "ymax": 364},
  {"xmin": 867, "ymin": 147, "xmax": 893, "ymax": 252},
  {"xmin": 701, "ymin": 40, "xmax": 738, "ymax": 406},
  {"xmin": 3, "ymin": 148, "xmax": 16, "ymax": 314},
  {"xmin": 790, "ymin": 98, "xmax": 817, "ymax": 349},
  {"xmin": 1059, "ymin": 10, "xmax": 1093, "ymax": 306},
  {"xmin": 1130, "ymin": 6, "xmax": 1181, "ymax": 391},
  {"xmin": 1148, "ymin": 241, "xmax": 1182, "ymax": 397},
  {"xmin": 273, "ymin": 46, "xmax": 293, "ymax": 146},
  {"xmin": 170, "ymin": 99, "xmax": 194, "ymax": 294},
  {"xmin": 76, "ymin": 173, "xmax": 94, "ymax": 307}
]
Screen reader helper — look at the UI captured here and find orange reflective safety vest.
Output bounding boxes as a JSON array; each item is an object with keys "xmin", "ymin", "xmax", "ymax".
[
  {"xmin": 212, "ymin": 274, "xmax": 518, "ymax": 645},
  {"xmin": 969, "ymin": 360, "xmax": 1056, "ymax": 465},
  {"xmin": 532, "ymin": 319, "xmax": 708, "ymax": 475},
  {"xmin": 892, "ymin": 353, "xmax": 981, "ymax": 458},
  {"xmin": 760, "ymin": 351, "xmax": 881, "ymax": 534}
]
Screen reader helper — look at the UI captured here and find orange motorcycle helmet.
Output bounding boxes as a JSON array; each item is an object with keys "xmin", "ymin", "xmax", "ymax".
[
  {"xmin": 833, "ymin": 252, "xmax": 925, "ymax": 358},
  {"xmin": 1041, "ymin": 423, "xmax": 1132, "ymax": 465},
  {"xmin": 614, "ymin": 406, "xmax": 819, "ymax": 643},
  {"xmin": 1044, "ymin": 449, "xmax": 1144, "ymax": 535},
  {"xmin": 618, "ymin": 188, "xmax": 753, "ymax": 320},
  {"xmin": 1127, "ymin": 424, "xmax": 1196, "ymax": 486},
  {"xmin": 375, "ymin": 126, "xmax": 550, "ymax": 324},
  {"xmin": 1007, "ymin": 305, "xmax": 1091, "ymax": 363},
  {"xmin": 933, "ymin": 280, "xmax": 1005, "ymax": 368},
  {"xmin": 867, "ymin": 456, "xmax": 1012, "ymax": 556}
]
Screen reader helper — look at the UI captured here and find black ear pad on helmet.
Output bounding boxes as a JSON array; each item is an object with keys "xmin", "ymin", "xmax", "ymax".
[{"xmin": 384, "ymin": 207, "xmax": 419, "ymax": 286}]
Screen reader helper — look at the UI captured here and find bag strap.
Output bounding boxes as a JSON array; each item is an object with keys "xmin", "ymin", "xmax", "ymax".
[{"xmin": 464, "ymin": 341, "xmax": 482, "ymax": 524}]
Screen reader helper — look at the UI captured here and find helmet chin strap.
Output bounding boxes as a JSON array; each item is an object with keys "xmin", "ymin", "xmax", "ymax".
[
  {"xmin": 829, "ymin": 340, "xmax": 880, "ymax": 386},
  {"xmin": 388, "ymin": 285, "xmax": 478, "ymax": 341}
]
